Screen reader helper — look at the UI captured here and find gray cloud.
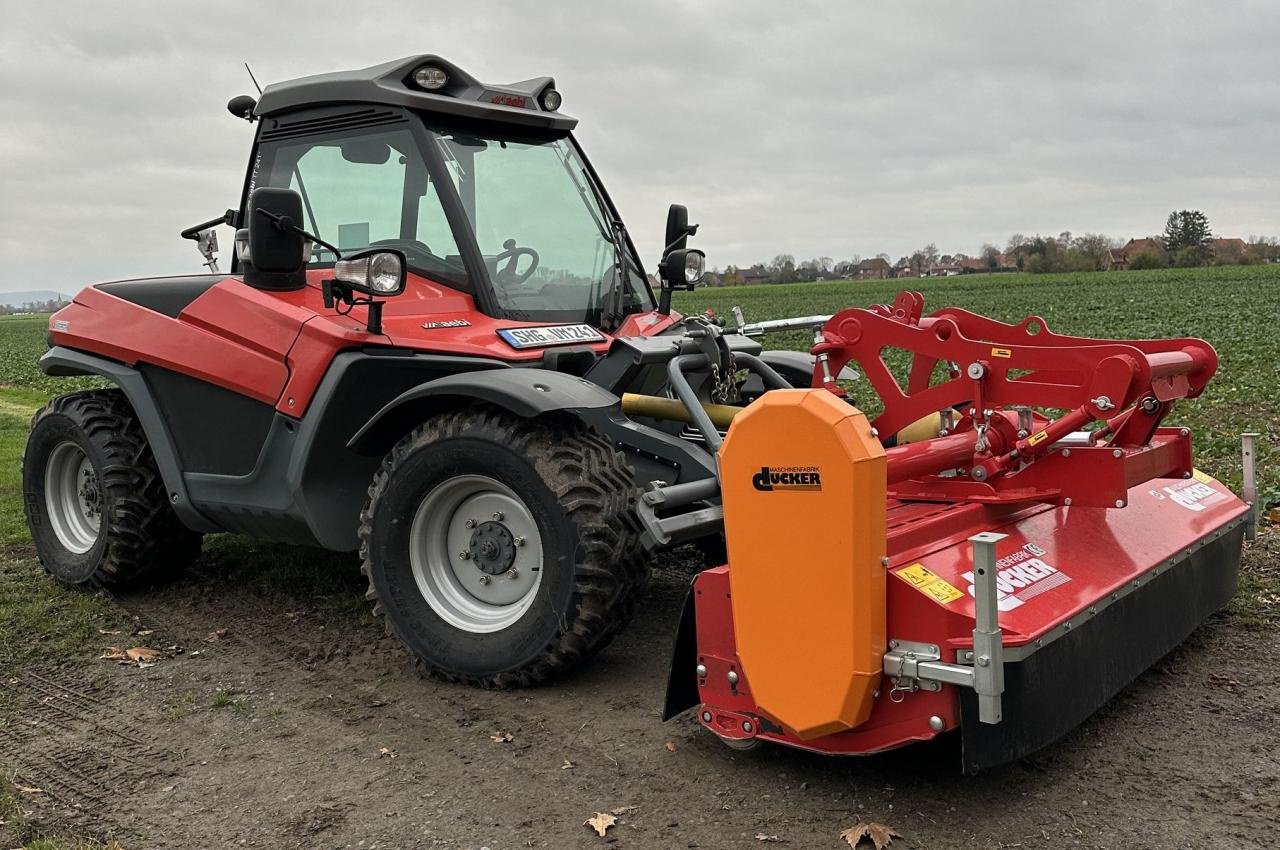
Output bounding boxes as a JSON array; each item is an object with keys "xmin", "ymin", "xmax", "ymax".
[{"xmin": 1, "ymin": 0, "xmax": 1276, "ymax": 292}]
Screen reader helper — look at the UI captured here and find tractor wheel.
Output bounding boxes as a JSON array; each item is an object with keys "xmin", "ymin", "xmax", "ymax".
[
  {"xmin": 23, "ymin": 389, "xmax": 203, "ymax": 588},
  {"xmin": 359, "ymin": 406, "xmax": 647, "ymax": 687}
]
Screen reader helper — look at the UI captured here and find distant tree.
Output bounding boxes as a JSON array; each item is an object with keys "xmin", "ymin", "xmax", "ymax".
[
  {"xmin": 1128, "ymin": 249, "xmax": 1165, "ymax": 270},
  {"xmin": 768, "ymin": 254, "xmax": 796, "ymax": 283},
  {"xmin": 1163, "ymin": 210, "xmax": 1212, "ymax": 256},
  {"xmin": 875, "ymin": 252, "xmax": 890, "ymax": 262},
  {"xmin": 1070, "ymin": 233, "xmax": 1118, "ymax": 271},
  {"xmin": 980, "ymin": 243, "xmax": 1002, "ymax": 270}
]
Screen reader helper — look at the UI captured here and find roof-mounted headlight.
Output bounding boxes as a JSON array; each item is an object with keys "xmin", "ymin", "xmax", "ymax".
[
  {"xmin": 412, "ymin": 65, "xmax": 449, "ymax": 91},
  {"xmin": 539, "ymin": 88, "xmax": 562, "ymax": 111}
]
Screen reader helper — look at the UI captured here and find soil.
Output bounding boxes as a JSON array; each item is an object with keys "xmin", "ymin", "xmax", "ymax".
[{"xmin": 2, "ymin": 538, "xmax": 1278, "ymax": 850}]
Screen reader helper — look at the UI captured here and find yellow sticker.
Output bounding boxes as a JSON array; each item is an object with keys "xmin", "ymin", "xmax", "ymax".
[
  {"xmin": 1192, "ymin": 468, "xmax": 1213, "ymax": 484},
  {"xmin": 1027, "ymin": 430, "xmax": 1049, "ymax": 446},
  {"xmin": 896, "ymin": 563, "xmax": 964, "ymax": 604},
  {"xmin": 990, "ymin": 347, "xmax": 1013, "ymax": 359}
]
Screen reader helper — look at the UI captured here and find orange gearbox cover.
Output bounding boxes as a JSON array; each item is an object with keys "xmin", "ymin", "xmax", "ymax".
[{"xmin": 719, "ymin": 389, "xmax": 887, "ymax": 739}]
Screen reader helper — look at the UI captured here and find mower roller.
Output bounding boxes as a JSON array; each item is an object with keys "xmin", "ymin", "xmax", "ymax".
[{"xmin": 22, "ymin": 56, "xmax": 1247, "ymax": 770}]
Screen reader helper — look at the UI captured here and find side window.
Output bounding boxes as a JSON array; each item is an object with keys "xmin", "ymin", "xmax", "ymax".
[{"xmin": 260, "ymin": 126, "xmax": 468, "ymax": 287}]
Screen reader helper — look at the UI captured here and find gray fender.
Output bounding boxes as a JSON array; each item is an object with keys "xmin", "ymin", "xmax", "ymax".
[
  {"xmin": 38, "ymin": 346, "xmax": 220, "ymax": 532},
  {"xmin": 759, "ymin": 349, "xmax": 858, "ymax": 387},
  {"xmin": 347, "ymin": 367, "xmax": 621, "ymax": 455}
]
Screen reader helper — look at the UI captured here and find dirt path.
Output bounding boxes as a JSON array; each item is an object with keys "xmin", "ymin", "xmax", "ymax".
[{"xmin": 3, "ymin": 541, "xmax": 1278, "ymax": 850}]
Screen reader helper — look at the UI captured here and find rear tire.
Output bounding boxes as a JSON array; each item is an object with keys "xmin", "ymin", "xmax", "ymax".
[
  {"xmin": 22, "ymin": 389, "xmax": 203, "ymax": 587},
  {"xmin": 359, "ymin": 407, "xmax": 647, "ymax": 687}
]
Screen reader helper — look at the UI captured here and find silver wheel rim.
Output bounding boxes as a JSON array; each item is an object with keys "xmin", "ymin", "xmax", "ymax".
[
  {"xmin": 409, "ymin": 474, "xmax": 544, "ymax": 634},
  {"xmin": 45, "ymin": 441, "xmax": 101, "ymax": 554}
]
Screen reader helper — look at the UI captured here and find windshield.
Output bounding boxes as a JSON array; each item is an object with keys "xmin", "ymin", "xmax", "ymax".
[{"xmin": 428, "ymin": 123, "xmax": 653, "ymax": 323}]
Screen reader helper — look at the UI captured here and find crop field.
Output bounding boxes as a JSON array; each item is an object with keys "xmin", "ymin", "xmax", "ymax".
[
  {"xmin": 0, "ymin": 267, "xmax": 1277, "ymax": 848},
  {"xmin": 676, "ymin": 264, "xmax": 1280, "ymax": 504}
]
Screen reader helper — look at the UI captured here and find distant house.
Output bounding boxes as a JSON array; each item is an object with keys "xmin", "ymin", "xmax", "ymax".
[
  {"xmin": 893, "ymin": 266, "xmax": 920, "ymax": 279},
  {"xmin": 852, "ymin": 257, "xmax": 892, "ymax": 280},
  {"xmin": 1107, "ymin": 237, "xmax": 1164, "ymax": 270},
  {"xmin": 957, "ymin": 258, "xmax": 988, "ymax": 273},
  {"xmin": 740, "ymin": 265, "xmax": 770, "ymax": 284}
]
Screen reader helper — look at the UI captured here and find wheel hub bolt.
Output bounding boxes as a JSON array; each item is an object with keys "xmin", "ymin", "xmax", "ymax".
[
  {"xmin": 478, "ymin": 575, "xmax": 490, "ymax": 585},
  {"xmin": 492, "ymin": 511, "xmax": 504, "ymax": 521},
  {"xmin": 465, "ymin": 518, "xmax": 477, "ymax": 529},
  {"xmin": 514, "ymin": 536, "xmax": 526, "ymax": 547},
  {"xmin": 459, "ymin": 551, "xmax": 471, "ymax": 560},
  {"xmin": 507, "ymin": 568, "xmax": 519, "ymax": 580}
]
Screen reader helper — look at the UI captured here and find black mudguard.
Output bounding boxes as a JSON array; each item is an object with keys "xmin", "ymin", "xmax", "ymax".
[{"xmin": 347, "ymin": 367, "xmax": 620, "ymax": 455}]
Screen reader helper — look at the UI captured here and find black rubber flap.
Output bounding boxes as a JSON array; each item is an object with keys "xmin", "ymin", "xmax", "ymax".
[
  {"xmin": 960, "ymin": 523, "xmax": 1243, "ymax": 772},
  {"xmin": 662, "ymin": 587, "xmax": 701, "ymax": 721}
]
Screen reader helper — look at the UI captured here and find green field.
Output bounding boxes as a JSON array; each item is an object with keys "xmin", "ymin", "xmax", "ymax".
[{"xmin": 675, "ymin": 264, "xmax": 1280, "ymax": 504}]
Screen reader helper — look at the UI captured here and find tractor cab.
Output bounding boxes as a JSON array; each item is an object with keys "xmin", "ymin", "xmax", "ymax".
[{"xmin": 205, "ymin": 56, "xmax": 702, "ymax": 341}]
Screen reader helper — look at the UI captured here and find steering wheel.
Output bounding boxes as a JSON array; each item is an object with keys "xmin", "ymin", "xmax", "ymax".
[
  {"xmin": 492, "ymin": 239, "xmax": 540, "ymax": 286},
  {"xmin": 370, "ymin": 237, "xmax": 435, "ymax": 260}
]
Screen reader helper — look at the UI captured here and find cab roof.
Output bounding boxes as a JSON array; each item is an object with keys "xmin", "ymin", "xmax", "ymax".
[{"xmin": 253, "ymin": 55, "xmax": 577, "ymax": 131}]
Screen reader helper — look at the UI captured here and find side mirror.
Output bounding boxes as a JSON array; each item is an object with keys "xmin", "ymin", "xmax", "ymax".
[
  {"xmin": 657, "ymin": 204, "xmax": 702, "ymax": 315},
  {"xmin": 245, "ymin": 187, "xmax": 308, "ymax": 289},
  {"xmin": 665, "ymin": 204, "xmax": 691, "ymax": 253}
]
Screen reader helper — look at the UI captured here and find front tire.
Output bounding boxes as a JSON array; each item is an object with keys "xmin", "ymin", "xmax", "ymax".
[
  {"xmin": 360, "ymin": 407, "xmax": 646, "ymax": 687},
  {"xmin": 22, "ymin": 389, "xmax": 203, "ymax": 587}
]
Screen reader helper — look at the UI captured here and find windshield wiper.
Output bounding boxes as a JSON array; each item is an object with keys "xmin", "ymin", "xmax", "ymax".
[{"xmin": 576, "ymin": 166, "xmax": 631, "ymax": 332}]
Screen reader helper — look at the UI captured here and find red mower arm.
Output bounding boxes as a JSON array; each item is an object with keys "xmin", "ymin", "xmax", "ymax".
[{"xmin": 813, "ymin": 291, "xmax": 1219, "ymax": 508}]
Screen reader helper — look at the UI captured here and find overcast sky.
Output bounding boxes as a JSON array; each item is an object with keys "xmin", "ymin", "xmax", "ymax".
[{"xmin": 1, "ymin": 1, "xmax": 1277, "ymax": 293}]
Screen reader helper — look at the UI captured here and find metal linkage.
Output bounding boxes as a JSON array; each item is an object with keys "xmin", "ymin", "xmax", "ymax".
[
  {"xmin": 969, "ymin": 532, "xmax": 1006, "ymax": 724},
  {"xmin": 882, "ymin": 533, "xmax": 1006, "ymax": 725},
  {"xmin": 1243, "ymin": 432, "xmax": 1259, "ymax": 541}
]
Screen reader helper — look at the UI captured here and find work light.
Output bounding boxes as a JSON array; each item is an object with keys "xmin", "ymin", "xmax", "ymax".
[
  {"xmin": 335, "ymin": 250, "xmax": 406, "ymax": 295},
  {"xmin": 413, "ymin": 65, "xmax": 449, "ymax": 90},
  {"xmin": 540, "ymin": 88, "xmax": 562, "ymax": 111}
]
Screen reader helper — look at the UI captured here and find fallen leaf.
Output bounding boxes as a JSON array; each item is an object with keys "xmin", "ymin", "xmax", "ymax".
[
  {"xmin": 126, "ymin": 647, "xmax": 160, "ymax": 663},
  {"xmin": 755, "ymin": 834, "xmax": 783, "ymax": 843},
  {"xmin": 610, "ymin": 805, "xmax": 638, "ymax": 815},
  {"xmin": 98, "ymin": 628, "xmax": 122, "ymax": 636},
  {"xmin": 378, "ymin": 747, "xmax": 397, "ymax": 759},
  {"xmin": 205, "ymin": 629, "xmax": 228, "ymax": 643},
  {"xmin": 135, "ymin": 629, "xmax": 154, "ymax": 637},
  {"xmin": 561, "ymin": 759, "xmax": 575, "ymax": 770},
  {"xmin": 490, "ymin": 731, "xmax": 513, "ymax": 743},
  {"xmin": 840, "ymin": 822, "xmax": 900, "ymax": 850},
  {"xmin": 584, "ymin": 812, "xmax": 617, "ymax": 837},
  {"xmin": 664, "ymin": 740, "xmax": 678, "ymax": 752},
  {"xmin": 100, "ymin": 647, "xmax": 129, "ymax": 661},
  {"xmin": 13, "ymin": 783, "xmax": 43, "ymax": 794}
]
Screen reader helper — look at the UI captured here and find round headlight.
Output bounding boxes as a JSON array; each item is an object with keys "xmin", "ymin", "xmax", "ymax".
[
  {"xmin": 540, "ymin": 88, "xmax": 562, "ymax": 111},
  {"xmin": 683, "ymin": 250, "xmax": 706, "ymax": 284},
  {"xmin": 368, "ymin": 252, "xmax": 403, "ymax": 293},
  {"xmin": 413, "ymin": 65, "xmax": 449, "ymax": 91}
]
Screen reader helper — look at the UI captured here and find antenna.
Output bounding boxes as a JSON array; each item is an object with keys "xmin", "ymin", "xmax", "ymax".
[{"xmin": 244, "ymin": 62, "xmax": 263, "ymax": 95}]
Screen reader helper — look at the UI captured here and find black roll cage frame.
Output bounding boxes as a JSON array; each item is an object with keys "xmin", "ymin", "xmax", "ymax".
[{"xmin": 235, "ymin": 104, "xmax": 657, "ymax": 323}]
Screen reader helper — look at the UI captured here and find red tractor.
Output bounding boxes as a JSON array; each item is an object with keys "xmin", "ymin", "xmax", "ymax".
[{"xmin": 25, "ymin": 56, "xmax": 1247, "ymax": 770}]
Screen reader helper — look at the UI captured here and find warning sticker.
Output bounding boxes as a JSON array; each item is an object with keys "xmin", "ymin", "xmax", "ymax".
[
  {"xmin": 990, "ymin": 347, "xmax": 1013, "ymax": 359},
  {"xmin": 896, "ymin": 563, "xmax": 965, "ymax": 604},
  {"xmin": 1191, "ymin": 468, "xmax": 1214, "ymax": 484}
]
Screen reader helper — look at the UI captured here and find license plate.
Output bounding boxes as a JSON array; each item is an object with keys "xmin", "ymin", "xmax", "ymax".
[{"xmin": 497, "ymin": 324, "xmax": 605, "ymax": 349}]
